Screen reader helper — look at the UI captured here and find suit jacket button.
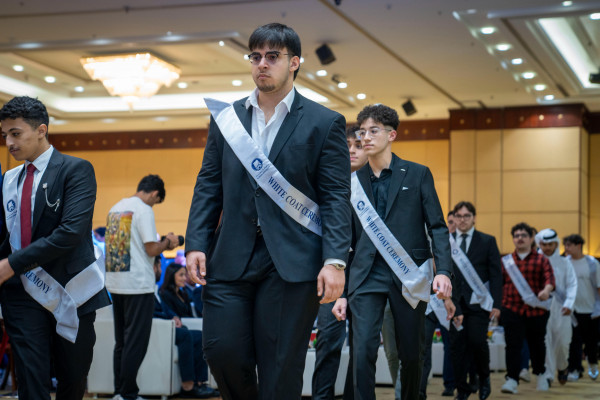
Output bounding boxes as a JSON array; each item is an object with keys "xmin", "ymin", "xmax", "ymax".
[{"xmin": 255, "ymin": 189, "xmax": 260, "ymax": 197}]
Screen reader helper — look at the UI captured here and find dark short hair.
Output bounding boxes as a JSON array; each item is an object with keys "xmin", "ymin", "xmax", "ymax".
[
  {"xmin": 137, "ymin": 174, "xmax": 166, "ymax": 202},
  {"xmin": 0, "ymin": 96, "xmax": 50, "ymax": 137},
  {"xmin": 511, "ymin": 222, "xmax": 535, "ymax": 237},
  {"xmin": 94, "ymin": 226, "xmax": 106, "ymax": 237},
  {"xmin": 346, "ymin": 124, "xmax": 360, "ymax": 140},
  {"xmin": 159, "ymin": 263, "xmax": 187, "ymax": 299},
  {"xmin": 447, "ymin": 210, "xmax": 455, "ymax": 218},
  {"xmin": 453, "ymin": 201, "xmax": 476, "ymax": 216},
  {"xmin": 563, "ymin": 234, "xmax": 585, "ymax": 246},
  {"xmin": 154, "ymin": 255, "xmax": 161, "ymax": 265},
  {"xmin": 249, "ymin": 22, "xmax": 301, "ymax": 79},
  {"xmin": 356, "ymin": 104, "xmax": 400, "ymax": 130}
]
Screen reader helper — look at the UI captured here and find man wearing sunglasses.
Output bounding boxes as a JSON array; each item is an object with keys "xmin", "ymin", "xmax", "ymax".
[{"xmin": 185, "ymin": 23, "xmax": 351, "ymax": 400}]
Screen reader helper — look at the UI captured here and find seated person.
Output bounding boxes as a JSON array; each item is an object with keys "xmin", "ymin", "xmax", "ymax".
[{"xmin": 153, "ymin": 258, "xmax": 218, "ymax": 398}]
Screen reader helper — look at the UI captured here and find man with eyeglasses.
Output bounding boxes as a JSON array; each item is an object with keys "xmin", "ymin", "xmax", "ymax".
[
  {"xmin": 185, "ymin": 23, "xmax": 351, "ymax": 400},
  {"xmin": 333, "ymin": 104, "xmax": 452, "ymax": 400},
  {"xmin": 448, "ymin": 201, "xmax": 502, "ymax": 400},
  {"xmin": 500, "ymin": 222, "xmax": 555, "ymax": 394}
]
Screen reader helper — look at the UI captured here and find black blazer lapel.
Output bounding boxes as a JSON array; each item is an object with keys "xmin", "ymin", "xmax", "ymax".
[
  {"xmin": 268, "ymin": 91, "xmax": 304, "ymax": 163},
  {"xmin": 32, "ymin": 150, "xmax": 63, "ymax": 233},
  {"xmin": 235, "ymin": 100, "xmax": 259, "ymax": 190},
  {"xmin": 385, "ymin": 155, "xmax": 408, "ymax": 219},
  {"xmin": 467, "ymin": 230, "xmax": 480, "ymax": 257}
]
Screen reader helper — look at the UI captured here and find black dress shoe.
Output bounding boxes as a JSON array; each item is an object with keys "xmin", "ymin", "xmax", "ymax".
[
  {"xmin": 454, "ymin": 393, "xmax": 469, "ymax": 400},
  {"xmin": 478, "ymin": 376, "xmax": 491, "ymax": 400},
  {"xmin": 469, "ymin": 374, "xmax": 479, "ymax": 394},
  {"xmin": 179, "ymin": 384, "xmax": 220, "ymax": 399},
  {"xmin": 442, "ymin": 387, "xmax": 455, "ymax": 396}
]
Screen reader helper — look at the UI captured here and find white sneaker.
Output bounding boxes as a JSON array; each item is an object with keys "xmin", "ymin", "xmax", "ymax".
[
  {"xmin": 112, "ymin": 396, "xmax": 122, "ymax": 400},
  {"xmin": 567, "ymin": 370, "xmax": 580, "ymax": 382},
  {"xmin": 519, "ymin": 368, "xmax": 531, "ymax": 382},
  {"xmin": 501, "ymin": 377, "xmax": 518, "ymax": 394},
  {"xmin": 589, "ymin": 364, "xmax": 599, "ymax": 380},
  {"xmin": 536, "ymin": 374, "xmax": 550, "ymax": 391}
]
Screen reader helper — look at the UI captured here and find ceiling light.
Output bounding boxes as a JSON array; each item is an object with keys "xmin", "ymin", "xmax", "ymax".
[
  {"xmin": 544, "ymin": 94, "xmax": 555, "ymax": 100},
  {"xmin": 511, "ymin": 58, "xmax": 523, "ymax": 65},
  {"xmin": 316, "ymin": 69, "xmax": 327, "ymax": 77},
  {"xmin": 101, "ymin": 118, "xmax": 116, "ymax": 123},
  {"xmin": 562, "ymin": 1, "xmax": 573, "ymax": 6},
  {"xmin": 480, "ymin": 27, "xmax": 496, "ymax": 35},
  {"xmin": 300, "ymin": 57, "xmax": 305, "ymax": 63},
  {"xmin": 337, "ymin": 82, "xmax": 348, "ymax": 89},
  {"xmin": 591, "ymin": 13, "xmax": 600, "ymax": 20},
  {"xmin": 218, "ymin": 41, "xmax": 225, "ymax": 46},
  {"xmin": 495, "ymin": 43, "xmax": 512, "ymax": 51},
  {"xmin": 177, "ymin": 82, "xmax": 188, "ymax": 89},
  {"xmin": 534, "ymin": 84, "xmax": 547, "ymax": 91},
  {"xmin": 44, "ymin": 76, "xmax": 56, "ymax": 83},
  {"xmin": 522, "ymin": 71, "xmax": 536, "ymax": 79},
  {"xmin": 12, "ymin": 65, "xmax": 24, "ymax": 72},
  {"xmin": 232, "ymin": 79, "xmax": 242, "ymax": 87},
  {"xmin": 356, "ymin": 93, "xmax": 366, "ymax": 100},
  {"xmin": 74, "ymin": 86, "xmax": 85, "ymax": 92},
  {"xmin": 81, "ymin": 53, "xmax": 181, "ymax": 105},
  {"xmin": 243, "ymin": 54, "xmax": 249, "ymax": 60},
  {"xmin": 331, "ymin": 74, "xmax": 347, "ymax": 89}
]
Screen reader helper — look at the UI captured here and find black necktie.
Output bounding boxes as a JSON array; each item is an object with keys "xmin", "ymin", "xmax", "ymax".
[{"xmin": 460, "ymin": 233, "xmax": 468, "ymax": 253}]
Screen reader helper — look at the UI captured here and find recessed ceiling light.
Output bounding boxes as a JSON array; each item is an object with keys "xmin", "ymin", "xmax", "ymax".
[
  {"xmin": 562, "ymin": 1, "xmax": 573, "ymax": 6},
  {"xmin": 357, "ymin": 93, "xmax": 366, "ymax": 100},
  {"xmin": 218, "ymin": 40, "xmax": 225, "ymax": 46},
  {"xmin": 495, "ymin": 43, "xmax": 512, "ymax": 51},
  {"xmin": 534, "ymin": 84, "xmax": 547, "ymax": 91},
  {"xmin": 101, "ymin": 118, "xmax": 116, "ymax": 123},
  {"xmin": 154, "ymin": 116, "xmax": 169, "ymax": 122},
  {"xmin": 243, "ymin": 54, "xmax": 249, "ymax": 60},
  {"xmin": 306, "ymin": 72, "xmax": 315, "ymax": 79},
  {"xmin": 232, "ymin": 79, "xmax": 242, "ymax": 86},
  {"xmin": 316, "ymin": 69, "xmax": 327, "ymax": 77},
  {"xmin": 44, "ymin": 76, "xmax": 56, "ymax": 83},
  {"xmin": 74, "ymin": 86, "xmax": 84, "ymax": 92},
  {"xmin": 480, "ymin": 27, "xmax": 496, "ymax": 35},
  {"xmin": 511, "ymin": 58, "xmax": 523, "ymax": 65},
  {"xmin": 300, "ymin": 57, "xmax": 305, "ymax": 63},
  {"xmin": 177, "ymin": 82, "xmax": 188, "ymax": 89},
  {"xmin": 12, "ymin": 65, "xmax": 24, "ymax": 72},
  {"xmin": 591, "ymin": 13, "xmax": 600, "ymax": 20},
  {"xmin": 522, "ymin": 71, "xmax": 536, "ymax": 79},
  {"xmin": 544, "ymin": 94, "xmax": 555, "ymax": 100},
  {"xmin": 337, "ymin": 82, "xmax": 347, "ymax": 89}
]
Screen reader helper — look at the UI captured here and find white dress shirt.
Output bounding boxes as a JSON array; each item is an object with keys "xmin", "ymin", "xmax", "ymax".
[
  {"xmin": 19, "ymin": 146, "xmax": 54, "ymax": 222},
  {"xmin": 457, "ymin": 226, "xmax": 475, "ymax": 253}
]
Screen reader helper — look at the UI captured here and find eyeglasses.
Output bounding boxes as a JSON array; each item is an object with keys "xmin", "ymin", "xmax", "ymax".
[
  {"xmin": 454, "ymin": 213, "xmax": 473, "ymax": 220},
  {"xmin": 247, "ymin": 51, "xmax": 294, "ymax": 65},
  {"xmin": 513, "ymin": 233, "xmax": 530, "ymax": 239},
  {"xmin": 355, "ymin": 127, "xmax": 393, "ymax": 138}
]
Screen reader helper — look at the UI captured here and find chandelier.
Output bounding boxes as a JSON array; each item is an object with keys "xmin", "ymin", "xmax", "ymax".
[{"xmin": 80, "ymin": 53, "xmax": 181, "ymax": 105}]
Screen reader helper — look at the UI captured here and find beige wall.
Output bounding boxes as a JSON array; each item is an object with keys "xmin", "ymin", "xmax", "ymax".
[
  {"xmin": 589, "ymin": 134, "xmax": 600, "ymax": 257},
  {"xmin": 450, "ymin": 126, "xmax": 588, "ymax": 254}
]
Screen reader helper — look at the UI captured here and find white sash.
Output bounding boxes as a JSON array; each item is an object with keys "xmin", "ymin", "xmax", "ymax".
[
  {"xmin": 3, "ymin": 165, "xmax": 105, "ymax": 343},
  {"xmin": 501, "ymin": 254, "xmax": 551, "ymax": 310},
  {"xmin": 449, "ymin": 235, "xmax": 494, "ymax": 312},
  {"xmin": 350, "ymin": 173, "xmax": 431, "ymax": 308},
  {"xmin": 204, "ymin": 97, "xmax": 322, "ymax": 236}
]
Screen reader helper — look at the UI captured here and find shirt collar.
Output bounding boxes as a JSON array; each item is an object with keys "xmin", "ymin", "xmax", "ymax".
[
  {"xmin": 245, "ymin": 87, "xmax": 295, "ymax": 112},
  {"xmin": 26, "ymin": 145, "xmax": 54, "ymax": 173},
  {"xmin": 457, "ymin": 226, "xmax": 475, "ymax": 237},
  {"xmin": 368, "ymin": 156, "xmax": 395, "ymax": 180}
]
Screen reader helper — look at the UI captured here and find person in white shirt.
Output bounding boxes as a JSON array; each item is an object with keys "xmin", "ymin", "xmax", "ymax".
[
  {"xmin": 563, "ymin": 234, "xmax": 600, "ymax": 381},
  {"xmin": 535, "ymin": 229, "xmax": 577, "ymax": 385}
]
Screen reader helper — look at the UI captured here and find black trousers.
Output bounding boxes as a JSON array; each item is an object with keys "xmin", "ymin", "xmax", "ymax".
[
  {"xmin": 176, "ymin": 326, "xmax": 207, "ymax": 383},
  {"xmin": 1, "ymin": 288, "xmax": 96, "ymax": 400},
  {"xmin": 349, "ymin": 285, "xmax": 426, "ymax": 400},
  {"xmin": 201, "ymin": 234, "xmax": 320, "ymax": 400},
  {"xmin": 112, "ymin": 293, "xmax": 155, "ymax": 400},
  {"xmin": 420, "ymin": 313, "xmax": 437, "ymax": 399},
  {"xmin": 449, "ymin": 307, "xmax": 490, "ymax": 396},
  {"xmin": 312, "ymin": 302, "xmax": 352, "ymax": 400},
  {"xmin": 501, "ymin": 308, "xmax": 549, "ymax": 381},
  {"xmin": 568, "ymin": 312, "xmax": 599, "ymax": 372}
]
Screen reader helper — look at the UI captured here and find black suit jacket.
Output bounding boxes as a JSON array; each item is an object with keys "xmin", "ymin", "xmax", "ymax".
[
  {"xmin": 348, "ymin": 154, "xmax": 452, "ymax": 296},
  {"xmin": 0, "ymin": 149, "xmax": 110, "ymax": 315},
  {"xmin": 452, "ymin": 229, "xmax": 502, "ymax": 316},
  {"xmin": 185, "ymin": 91, "xmax": 352, "ymax": 283}
]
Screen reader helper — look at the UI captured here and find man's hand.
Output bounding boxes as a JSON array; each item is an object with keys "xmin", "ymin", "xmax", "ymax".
[
  {"xmin": 332, "ymin": 298, "xmax": 348, "ymax": 321},
  {"xmin": 453, "ymin": 314, "xmax": 464, "ymax": 328},
  {"xmin": 0, "ymin": 258, "xmax": 15, "ymax": 286},
  {"xmin": 164, "ymin": 232, "xmax": 179, "ymax": 250},
  {"xmin": 444, "ymin": 298, "xmax": 456, "ymax": 320},
  {"xmin": 186, "ymin": 251, "xmax": 207, "ymax": 285},
  {"xmin": 489, "ymin": 308, "xmax": 501, "ymax": 322},
  {"xmin": 433, "ymin": 274, "xmax": 452, "ymax": 299},
  {"xmin": 537, "ymin": 288, "xmax": 551, "ymax": 301},
  {"xmin": 317, "ymin": 264, "xmax": 345, "ymax": 304},
  {"xmin": 173, "ymin": 316, "xmax": 183, "ymax": 328},
  {"xmin": 561, "ymin": 307, "xmax": 572, "ymax": 316}
]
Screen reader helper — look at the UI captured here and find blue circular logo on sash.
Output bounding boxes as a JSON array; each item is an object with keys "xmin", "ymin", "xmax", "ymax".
[
  {"xmin": 251, "ymin": 158, "xmax": 263, "ymax": 171},
  {"xmin": 7, "ymin": 200, "xmax": 15, "ymax": 212},
  {"xmin": 452, "ymin": 249, "xmax": 459, "ymax": 255},
  {"xmin": 357, "ymin": 201, "xmax": 365, "ymax": 211}
]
